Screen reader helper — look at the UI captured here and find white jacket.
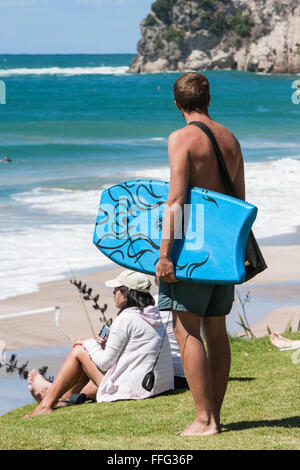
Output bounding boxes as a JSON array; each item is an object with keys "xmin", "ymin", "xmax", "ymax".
[
  {"xmin": 153, "ymin": 294, "xmax": 185, "ymax": 378},
  {"xmin": 83, "ymin": 305, "xmax": 174, "ymax": 403}
]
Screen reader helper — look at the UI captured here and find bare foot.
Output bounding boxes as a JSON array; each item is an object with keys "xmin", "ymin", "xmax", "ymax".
[
  {"xmin": 179, "ymin": 419, "xmax": 220, "ymax": 436},
  {"xmin": 270, "ymin": 333, "xmax": 300, "ymax": 349},
  {"xmin": 28, "ymin": 369, "xmax": 51, "ymax": 403},
  {"xmin": 24, "ymin": 403, "xmax": 53, "ymax": 418}
]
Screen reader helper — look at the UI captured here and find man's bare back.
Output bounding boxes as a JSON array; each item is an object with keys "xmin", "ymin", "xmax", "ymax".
[{"xmin": 169, "ymin": 114, "xmax": 245, "ymax": 201}]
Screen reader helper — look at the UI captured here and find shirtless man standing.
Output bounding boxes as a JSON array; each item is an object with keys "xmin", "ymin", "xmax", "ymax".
[{"xmin": 156, "ymin": 72, "xmax": 245, "ymax": 436}]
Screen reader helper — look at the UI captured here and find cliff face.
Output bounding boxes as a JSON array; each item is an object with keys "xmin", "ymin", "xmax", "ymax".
[{"xmin": 129, "ymin": 0, "xmax": 300, "ymax": 74}]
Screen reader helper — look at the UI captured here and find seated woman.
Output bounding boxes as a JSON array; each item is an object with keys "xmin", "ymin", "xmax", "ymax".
[
  {"xmin": 25, "ymin": 269, "xmax": 174, "ymax": 417},
  {"xmin": 153, "ymin": 277, "xmax": 188, "ymax": 390}
]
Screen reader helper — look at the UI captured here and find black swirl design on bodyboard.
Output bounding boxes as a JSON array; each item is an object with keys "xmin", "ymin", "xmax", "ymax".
[
  {"xmin": 95, "ymin": 181, "xmax": 210, "ymax": 280},
  {"xmin": 202, "ymin": 195, "xmax": 218, "ymax": 207},
  {"xmin": 186, "ymin": 255, "xmax": 210, "ymax": 278}
]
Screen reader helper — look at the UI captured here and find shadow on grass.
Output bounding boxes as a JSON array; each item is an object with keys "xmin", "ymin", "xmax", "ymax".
[
  {"xmin": 229, "ymin": 377, "xmax": 256, "ymax": 382},
  {"xmin": 158, "ymin": 377, "xmax": 256, "ymax": 398},
  {"xmin": 157, "ymin": 388, "xmax": 189, "ymax": 397},
  {"xmin": 223, "ymin": 416, "xmax": 300, "ymax": 432}
]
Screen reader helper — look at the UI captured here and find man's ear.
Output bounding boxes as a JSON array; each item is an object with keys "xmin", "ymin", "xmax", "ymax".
[{"xmin": 174, "ymin": 99, "xmax": 181, "ymax": 110}]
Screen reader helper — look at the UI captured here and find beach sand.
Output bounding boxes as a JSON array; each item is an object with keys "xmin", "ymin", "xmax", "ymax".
[
  {"xmin": 0, "ymin": 265, "xmax": 144, "ymax": 350},
  {"xmin": 241, "ymin": 244, "xmax": 300, "ymax": 336},
  {"xmin": 0, "ymin": 245, "xmax": 299, "ymax": 350}
]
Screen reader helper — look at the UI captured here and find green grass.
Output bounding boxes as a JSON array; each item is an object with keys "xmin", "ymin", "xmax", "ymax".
[{"xmin": 1, "ymin": 334, "xmax": 299, "ymax": 450}]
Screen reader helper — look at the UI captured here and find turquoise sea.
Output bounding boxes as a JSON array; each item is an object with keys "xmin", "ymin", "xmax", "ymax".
[{"xmin": 0, "ymin": 54, "xmax": 300, "ymax": 300}]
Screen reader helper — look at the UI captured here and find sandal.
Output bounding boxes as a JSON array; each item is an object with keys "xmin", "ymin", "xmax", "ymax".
[{"xmin": 53, "ymin": 393, "xmax": 95, "ymax": 410}]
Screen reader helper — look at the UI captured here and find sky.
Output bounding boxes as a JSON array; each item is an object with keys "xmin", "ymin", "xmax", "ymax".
[{"xmin": 0, "ymin": 0, "xmax": 154, "ymax": 54}]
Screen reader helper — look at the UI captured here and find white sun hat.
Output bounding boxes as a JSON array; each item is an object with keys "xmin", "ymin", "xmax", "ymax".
[{"xmin": 105, "ymin": 269, "xmax": 152, "ymax": 293}]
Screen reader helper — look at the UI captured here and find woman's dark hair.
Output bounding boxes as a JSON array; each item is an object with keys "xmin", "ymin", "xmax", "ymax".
[{"xmin": 117, "ymin": 286, "xmax": 155, "ymax": 315}]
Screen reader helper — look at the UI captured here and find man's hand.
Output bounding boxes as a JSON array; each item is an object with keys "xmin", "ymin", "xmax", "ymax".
[{"xmin": 156, "ymin": 257, "xmax": 178, "ymax": 283}]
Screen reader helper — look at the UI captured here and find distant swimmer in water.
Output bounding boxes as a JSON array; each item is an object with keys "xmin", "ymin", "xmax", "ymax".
[{"xmin": 1, "ymin": 156, "xmax": 12, "ymax": 162}]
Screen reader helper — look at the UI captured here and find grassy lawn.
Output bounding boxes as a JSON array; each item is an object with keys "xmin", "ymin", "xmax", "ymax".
[{"xmin": 1, "ymin": 334, "xmax": 299, "ymax": 450}]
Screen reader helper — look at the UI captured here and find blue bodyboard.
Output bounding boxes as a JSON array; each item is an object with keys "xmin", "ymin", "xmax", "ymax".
[{"xmin": 93, "ymin": 179, "xmax": 257, "ymax": 284}]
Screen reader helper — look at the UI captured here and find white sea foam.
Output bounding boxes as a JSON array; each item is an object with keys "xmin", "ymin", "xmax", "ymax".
[
  {"xmin": 1, "ymin": 136, "xmax": 167, "ymax": 146},
  {"xmin": 0, "ymin": 223, "xmax": 113, "ymax": 301},
  {"xmin": 1, "ymin": 157, "xmax": 300, "ymax": 300},
  {"xmin": 9, "ymin": 157, "xmax": 300, "ymax": 238},
  {"xmin": 123, "ymin": 166, "xmax": 170, "ymax": 181},
  {"xmin": 11, "ymin": 187, "xmax": 101, "ymax": 217},
  {"xmin": 0, "ymin": 66, "xmax": 129, "ymax": 77},
  {"xmin": 244, "ymin": 157, "xmax": 300, "ymax": 239}
]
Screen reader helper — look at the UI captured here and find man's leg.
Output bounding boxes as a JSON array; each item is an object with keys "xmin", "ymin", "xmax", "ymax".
[
  {"xmin": 172, "ymin": 310, "xmax": 219, "ymax": 436},
  {"xmin": 201, "ymin": 315, "xmax": 231, "ymax": 428}
]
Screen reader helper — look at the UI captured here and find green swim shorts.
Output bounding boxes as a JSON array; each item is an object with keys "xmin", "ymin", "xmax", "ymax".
[{"xmin": 158, "ymin": 279, "xmax": 235, "ymax": 317}]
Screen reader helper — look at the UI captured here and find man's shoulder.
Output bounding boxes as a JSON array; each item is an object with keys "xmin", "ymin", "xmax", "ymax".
[
  {"xmin": 168, "ymin": 125, "xmax": 201, "ymax": 147},
  {"xmin": 211, "ymin": 121, "xmax": 239, "ymax": 146},
  {"xmin": 169, "ymin": 121, "xmax": 235, "ymax": 139},
  {"xmin": 168, "ymin": 121, "xmax": 240, "ymax": 155},
  {"xmin": 168, "ymin": 126, "xmax": 189, "ymax": 141}
]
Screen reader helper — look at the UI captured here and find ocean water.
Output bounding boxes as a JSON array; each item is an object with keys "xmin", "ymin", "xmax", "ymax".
[{"xmin": 0, "ymin": 54, "xmax": 300, "ymax": 301}]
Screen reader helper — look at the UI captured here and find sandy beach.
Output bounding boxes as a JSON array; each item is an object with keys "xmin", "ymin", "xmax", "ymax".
[
  {"xmin": 0, "ymin": 264, "xmax": 135, "ymax": 350},
  {"xmin": 0, "ymin": 244, "xmax": 299, "ymax": 351}
]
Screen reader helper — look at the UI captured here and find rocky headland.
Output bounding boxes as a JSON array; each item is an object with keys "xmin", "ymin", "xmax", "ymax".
[{"xmin": 129, "ymin": 0, "xmax": 300, "ymax": 74}]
